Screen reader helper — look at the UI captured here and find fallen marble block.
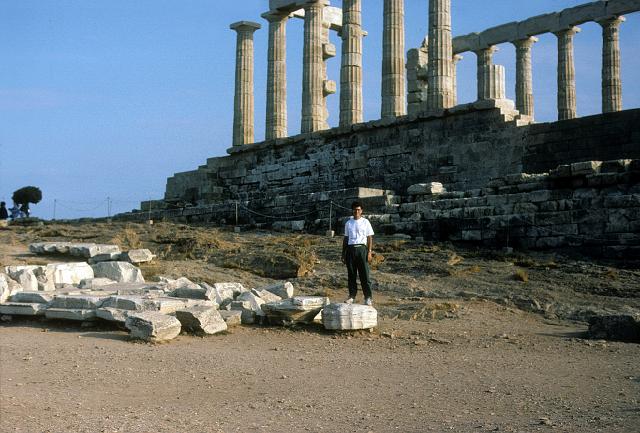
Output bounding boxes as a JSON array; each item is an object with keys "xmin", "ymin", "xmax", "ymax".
[
  {"xmin": 49, "ymin": 295, "xmax": 104, "ymax": 310},
  {"xmin": 92, "ymin": 262, "xmax": 144, "ymax": 283},
  {"xmin": 122, "ymin": 249, "xmax": 155, "ymax": 264},
  {"xmin": 28, "ymin": 243, "xmax": 46, "ymax": 254},
  {"xmin": 78, "ymin": 278, "xmax": 117, "ymax": 290},
  {"xmin": 47, "ymin": 263, "xmax": 94, "ymax": 287},
  {"xmin": 153, "ymin": 297, "xmax": 190, "ymax": 314},
  {"xmin": 170, "ymin": 283, "xmax": 215, "ymax": 301},
  {"xmin": 236, "ymin": 292, "xmax": 266, "ymax": 317},
  {"xmin": 407, "ymin": 182, "xmax": 445, "ymax": 195},
  {"xmin": 219, "ymin": 310, "xmax": 242, "ymax": 326},
  {"xmin": 69, "ymin": 243, "xmax": 121, "ymax": 258},
  {"xmin": 100, "ymin": 295, "xmax": 158, "ymax": 311},
  {"xmin": 257, "ymin": 281, "xmax": 294, "ymax": 299},
  {"xmin": 45, "ymin": 308, "xmax": 97, "ymax": 321},
  {"xmin": 261, "ymin": 296, "xmax": 330, "ymax": 325},
  {"xmin": 0, "ymin": 273, "xmax": 21, "ymax": 303},
  {"xmin": 251, "ymin": 288, "xmax": 282, "ymax": 303},
  {"xmin": 96, "ymin": 307, "xmax": 129, "ymax": 324},
  {"xmin": 203, "ymin": 282, "xmax": 234, "ymax": 306},
  {"xmin": 176, "ymin": 306, "xmax": 227, "ymax": 335},
  {"xmin": 88, "ymin": 252, "xmax": 122, "ymax": 264},
  {"xmin": 229, "ymin": 301, "xmax": 257, "ymax": 324},
  {"xmin": 11, "ymin": 291, "xmax": 53, "ymax": 304},
  {"xmin": 214, "ymin": 282, "xmax": 248, "ymax": 297},
  {"xmin": 126, "ymin": 312, "xmax": 182, "ymax": 342},
  {"xmin": 0, "ymin": 302, "xmax": 46, "ymax": 316},
  {"xmin": 113, "ymin": 282, "xmax": 167, "ymax": 296},
  {"xmin": 159, "ymin": 277, "xmax": 199, "ymax": 291},
  {"xmin": 322, "ymin": 303, "xmax": 377, "ymax": 330},
  {"xmin": 8, "ymin": 268, "xmax": 39, "ymax": 292}
]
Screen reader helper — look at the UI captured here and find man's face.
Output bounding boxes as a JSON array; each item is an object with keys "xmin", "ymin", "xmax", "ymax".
[{"xmin": 352, "ymin": 206, "xmax": 363, "ymax": 220}]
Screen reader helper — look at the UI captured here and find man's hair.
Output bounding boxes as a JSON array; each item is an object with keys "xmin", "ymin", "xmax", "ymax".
[{"xmin": 351, "ymin": 201, "xmax": 363, "ymax": 210}]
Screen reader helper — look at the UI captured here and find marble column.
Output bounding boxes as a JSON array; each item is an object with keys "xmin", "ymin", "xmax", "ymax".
[
  {"xmin": 598, "ymin": 16, "xmax": 625, "ymax": 113},
  {"xmin": 426, "ymin": 0, "xmax": 455, "ymax": 110},
  {"xmin": 513, "ymin": 36, "xmax": 537, "ymax": 118},
  {"xmin": 381, "ymin": 0, "xmax": 406, "ymax": 119},
  {"xmin": 230, "ymin": 21, "xmax": 261, "ymax": 147},
  {"xmin": 451, "ymin": 54, "xmax": 463, "ymax": 106},
  {"xmin": 340, "ymin": 0, "xmax": 363, "ymax": 126},
  {"xmin": 475, "ymin": 46, "xmax": 498, "ymax": 100},
  {"xmin": 301, "ymin": 0, "xmax": 328, "ymax": 133},
  {"xmin": 263, "ymin": 12, "xmax": 288, "ymax": 140},
  {"xmin": 554, "ymin": 27, "xmax": 580, "ymax": 121}
]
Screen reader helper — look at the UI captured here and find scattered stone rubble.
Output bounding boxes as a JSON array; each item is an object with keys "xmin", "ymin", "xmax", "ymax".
[
  {"xmin": 1, "ymin": 246, "xmax": 379, "ymax": 342},
  {"xmin": 29, "ymin": 242, "xmax": 155, "ymax": 264}
]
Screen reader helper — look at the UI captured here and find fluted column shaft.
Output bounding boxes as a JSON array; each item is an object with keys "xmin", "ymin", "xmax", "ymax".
[
  {"xmin": 475, "ymin": 46, "xmax": 498, "ymax": 101},
  {"xmin": 451, "ymin": 54, "xmax": 462, "ymax": 106},
  {"xmin": 302, "ymin": 1, "xmax": 327, "ymax": 133},
  {"xmin": 599, "ymin": 16, "xmax": 625, "ymax": 113},
  {"xmin": 264, "ymin": 13, "xmax": 288, "ymax": 140},
  {"xmin": 381, "ymin": 0, "xmax": 406, "ymax": 118},
  {"xmin": 513, "ymin": 37, "xmax": 537, "ymax": 118},
  {"xmin": 230, "ymin": 21, "xmax": 261, "ymax": 147},
  {"xmin": 554, "ymin": 27, "xmax": 580, "ymax": 121},
  {"xmin": 426, "ymin": 0, "xmax": 454, "ymax": 110},
  {"xmin": 340, "ymin": 0, "xmax": 363, "ymax": 126}
]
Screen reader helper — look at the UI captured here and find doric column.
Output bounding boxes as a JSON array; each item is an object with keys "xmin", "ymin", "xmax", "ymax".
[
  {"xmin": 598, "ymin": 16, "xmax": 625, "ymax": 113},
  {"xmin": 554, "ymin": 26, "xmax": 580, "ymax": 121},
  {"xmin": 340, "ymin": 0, "xmax": 363, "ymax": 126},
  {"xmin": 486, "ymin": 65, "xmax": 506, "ymax": 100},
  {"xmin": 451, "ymin": 54, "xmax": 463, "ymax": 106},
  {"xmin": 426, "ymin": 0, "xmax": 455, "ymax": 110},
  {"xmin": 513, "ymin": 36, "xmax": 537, "ymax": 118},
  {"xmin": 301, "ymin": 0, "xmax": 328, "ymax": 133},
  {"xmin": 381, "ymin": 0, "xmax": 406, "ymax": 119},
  {"xmin": 230, "ymin": 21, "xmax": 261, "ymax": 147},
  {"xmin": 263, "ymin": 12, "xmax": 288, "ymax": 140},
  {"xmin": 475, "ymin": 46, "xmax": 498, "ymax": 101}
]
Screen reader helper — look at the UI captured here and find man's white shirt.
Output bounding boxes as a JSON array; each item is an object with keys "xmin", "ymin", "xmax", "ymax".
[{"xmin": 344, "ymin": 217, "xmax": 374, "ymax": 245}]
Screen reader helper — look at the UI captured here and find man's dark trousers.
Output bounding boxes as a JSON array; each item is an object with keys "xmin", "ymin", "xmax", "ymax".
[{"xmin": 346, "ymin": 245, "xmax": 372, "ymax": 299}]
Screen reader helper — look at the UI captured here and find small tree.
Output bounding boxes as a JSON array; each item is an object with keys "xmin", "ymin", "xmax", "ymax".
[{"xmin": 12, "ymin": 186, "xmax": 42, "ymax": 217}]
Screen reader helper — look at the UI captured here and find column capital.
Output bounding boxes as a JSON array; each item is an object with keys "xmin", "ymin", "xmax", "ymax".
[
  {"xmin": 261, "ymin": 11, "xmax": 289, "ymax": 23},
  {"xmin": 474, "ymin": 45, "xmax": 499, "ymax": 56},
  {"xmin": 452, "ymin": 54, "xmax": 463, "ymax": 63},
  {"xmin": 513, "ymin": 36, "xmax": 538, "ymax": 49},
  {"xmin": 302, "ymin": 0, "xmax": 329, "ymax": 10},
  {"xmin": 596, "ymin": 15, "xmax": 626, "ymax": 27},
  {"xmin": 553, "ymin": 26, "xmax": 581, "ymax": 38},
  {"xmin": 230, "ymin": 21, "xmax": 262, "ymax": 33}
]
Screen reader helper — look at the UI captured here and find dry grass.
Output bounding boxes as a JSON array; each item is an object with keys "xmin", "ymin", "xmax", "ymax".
[
  {"xmin": 446, "ymin": 253, "xmax": 464, "ymax": 266},
  {"xmin": 448, "ymin": 264, "xmax": 481, "ymax": 277},
  {"xmin": 110, "ymin": 227, "xmax": 142, "ymax": 249},
  {"xmin": 514, "ymin": 268, "xmax": 529, "ymax": 283},
  {"xmin": 605, "ymin": 268, "xmax": 619, "ymax": 280}
]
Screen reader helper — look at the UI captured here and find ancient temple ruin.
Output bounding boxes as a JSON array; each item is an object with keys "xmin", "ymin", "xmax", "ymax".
[{"xmin": 130, "ymin": 0, "xmax": 640, "ymax": 257}]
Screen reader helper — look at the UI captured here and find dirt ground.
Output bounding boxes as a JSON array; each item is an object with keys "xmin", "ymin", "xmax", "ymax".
[{"xmin": 1, "ymin": 221, "xmax": 639, "ymax": 433}]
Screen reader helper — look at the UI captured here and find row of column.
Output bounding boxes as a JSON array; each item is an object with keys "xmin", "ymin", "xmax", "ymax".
[
  {"xmin": 474, "ymin": 15, "xmax": 624, "ymax": 121},
  {"xmin": 232, "ymin": 0, "xmax": 457, "ymax": 146}
]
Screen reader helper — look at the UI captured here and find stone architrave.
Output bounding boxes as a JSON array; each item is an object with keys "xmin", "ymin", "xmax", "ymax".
[
  {"xmin": 513, "ymin": 36, "xmax": 537, "ymax": 118},
  {"xmin": 125, "ymin": 312, "xmax": 182, "ymax": 342},
  {"xmin": 554, "ymin": 26, "xmax": 580, "ymax": 120},
  {"xmin": 381, "ymin": 0, "xmax": 406, "ymax": 119},
  {"xmin": 426, "ymin": 0, "xmax": 455, "ymax": 111},
  {"xmin": 598, "ymin": 16, "xmax": 625, "ymax": 113},
  {"xmin": 339, "ymin": 0, "xmax": 363, "ymax": 127},
  {"xmin": 475, "ymin": 45, "xmax": 498, "ymax": 101},
  {"xmin": 301, "ymin": 0, "xmax": 329, "ymax": 133},
  {"xmin": 263, "ymin": 12, "xmax": 288, "ymax": 140},
  {"xmin": 230, "ymin": 21, "xmax": 261, "ymax": 146}
]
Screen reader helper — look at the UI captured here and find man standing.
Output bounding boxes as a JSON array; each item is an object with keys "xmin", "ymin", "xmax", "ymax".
[{"xmin": 342, "ymin": 201, "xmax": 375, "ymax": 306}]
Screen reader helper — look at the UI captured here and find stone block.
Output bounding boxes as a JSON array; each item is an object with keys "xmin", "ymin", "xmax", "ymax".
[
  {"xmin": 571, "ymin": 161, "xmax": 602, "ymax": 176},
  {"xmin": 9, "ymin": 268, "xmax": 39, "ymax": 292},
  {"xmin": 170, "ymin": 283, "xmax": 215, "ymax": 301},
  {"xmin": 126, "ymin": 312, "xmax": 182, "ymax": 342},
  {"xmin": 92, "ymin": 262, "xmax": 144, "ymax": 283},
  {"xmin": 407, "ymin": 182, "xmax": 444, "ymax": 195},
  {"xmin": 175, "ymin": 306, "xmax": 227, "ymax": 335},
  {"xmin": 45, "ymin": 308, "xmax": 97, "ymax": 321},
  {"xmin": 214, "ymin": 282, "xmax": 248, "ymax": 297},
  {"xmin": 50, "ymin": 295, "xmax": 104, "ymax": 310},
  {"xmin": 262, "ymin": 296, "xmax": 329, "ymax": 325},
  {"xmin": 0, "ymin": 273, "xmax": 21, "ymax": 303},
  {"xmin": 11, "ymin": 291, "xmax": 53, "ymax": 304},
  {"xmin": 96, "ymin": 307, "xmax": 129, "ymax": 323},
  {"xmin": 479, "ymin": 21, "xmax": 518, "ymax": 46},
  {"xmin": 78, "ymin": 278, "xmax": 117, "ymax": 290},
  {"xmin": 122, "ymin": 249, "xmax": 155, "ymax": 264},
  {"xmin": 0, "ymin": 302, "xmax": 46, "ymax": 316},
  {"xmin": 236, "ymin": 292, "xmax": 266, "ymax": 316},
  {"xmin": 251, "ymin": 288, "xmax": 282, "ymax": 303},
  {"xmin": 219, "ymin": 310, "xmax": 242, "ymax": 326},
  {"xmin": 256, "ymin": 281, "xmax": 294, "ymax": 299},
  {"xmin": 88, "ymin": 252, "xmax": 122, "ymax": 264},
  {"xmin": 229, "ymin": 301, "xmax": 256, "ymax": 324},
  {"xmin": 153, "ymin": 297, "xmax": 190, "ymax": 314},
  {"xmin": 606, "ymin": 0, "xmax": 640, "ymax": 16},
  {"xmin": 322, "ymin": 303, "xmax": 377, "ymax": 330},
  {"xmin": 518, "ymin": 12, "xmax": 559, "ymax": 38},
  {"xmin": 559, "ymin": 2, "xmax": 606, "ymax": 27},
  {"xmin": 100, "ymin": 295, "xmax": 158, "ymax": 311}
]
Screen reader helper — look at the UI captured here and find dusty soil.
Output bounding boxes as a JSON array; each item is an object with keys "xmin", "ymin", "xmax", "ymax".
[{"xmin": 1, "ymin": 221, "xmax": 639, "ymax": 433}]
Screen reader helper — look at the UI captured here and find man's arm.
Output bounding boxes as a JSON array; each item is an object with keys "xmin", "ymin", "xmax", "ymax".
[
  {"xmin": 367, "ymin": 235, "xmax": 373, "ymax": 263},
  {"xmin": 342, "ymin": 236, "xmax": 348, "ymax": 263}
]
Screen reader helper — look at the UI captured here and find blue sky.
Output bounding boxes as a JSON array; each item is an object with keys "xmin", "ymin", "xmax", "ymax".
[{"xmin": 1, "ymin": 0, "xmax": 639, "ymax": 219}]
